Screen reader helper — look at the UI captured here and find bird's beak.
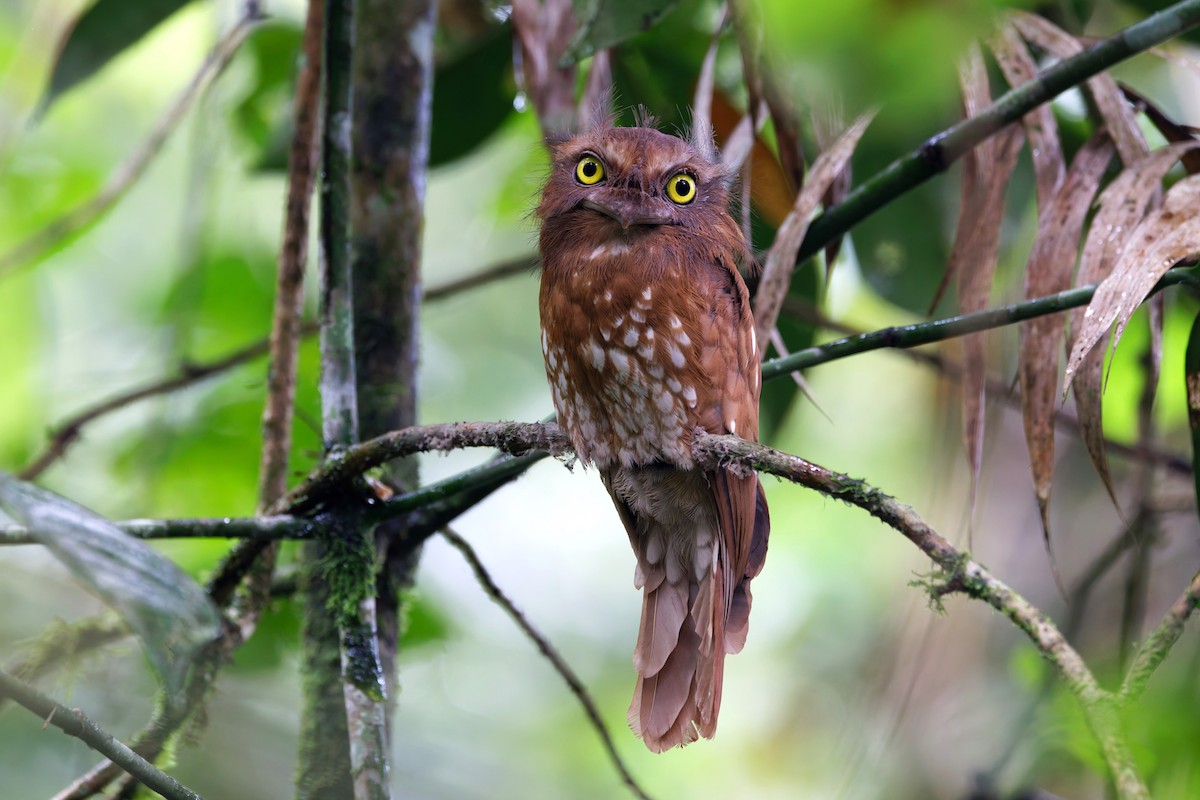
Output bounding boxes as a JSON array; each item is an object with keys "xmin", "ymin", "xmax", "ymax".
[{"xmin": 581, "ymin": 198, "xmax": 671, "ymax": 230}]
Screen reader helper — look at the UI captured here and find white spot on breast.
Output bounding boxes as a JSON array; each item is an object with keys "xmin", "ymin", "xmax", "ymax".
[
  {"xmin": 728, "ymin": 419, "xmax": 738, "ymax": 435},
  {"xmin": 675, "ymin": 330, "xmax": 691, "ymax": 347},
  {"xmin": 541, "ymin": 329, "xmax": 548, "ymax": 355},
  {"xmin": 641, "ymin": 287, "xmax": 652, "ymax": 302},
  {"xmin": 604, "ymin": 289, "xmax": 613, "ymax": 302},
  {"xmin": 656, "ymin": 389, "xmax": 674, "ymax": 413},
  {"xmin": 750, "ymin": 326, "xmax": 757, "ymax": 355},
  {"xmin": 630, "ymin": 308, "xmax": 646, "ymax": 323},
  {"xmin": 668, "ymin": 315, "xmax": 683, "ymax": 330},
  {"xmin": 645, "ymin": 329, "xmax": 655, "ymax": 342},
  {"xmin": 623, "ymin": 328, "xmax": 639, "ymax": 347},
  {"xmin": 682, "ymin": 385, "xmax": 697, "ymax": 407},
  {"xmin": 667, "ymin": 343, "xmax": 686, "ymax": 369},
  {"xmin": 547, "ymin": 350, "xmax": 558, "ymax": 369},
  {"xmin": 638, "ymin": 342, "xmax": 654, "ymax": 360},
  {"xmin": 667, "ymin": 376, "xmax": 682, "ymax": 393},
  {"xmin": 600, "ymin": 327, "xmax": 612, "ymax": 342},
  {"xmin": 586, "ymin": 340, "xmax": 605, "ymax": 370},
  {"xmin": 610, "ymin": 350, "xmax": 631, "ymax": 375},
  {"xmin": 589, "ymin": 245, "xmax": 608, "ymax": 261}
]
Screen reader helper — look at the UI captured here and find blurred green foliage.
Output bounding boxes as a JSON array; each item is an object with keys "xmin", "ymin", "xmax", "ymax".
[{"xmin": 2, "ymin": 0, "xmax": 1199, "ymax": 798}]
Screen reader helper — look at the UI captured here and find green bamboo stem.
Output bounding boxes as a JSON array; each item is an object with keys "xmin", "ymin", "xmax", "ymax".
[
  {"xmin": 795, "ymin": 0, "xmax": 1200, "ymax": 265},
  {"xmin": 763, "ymin": 267, "xmax": 1200, "ymax": 380}
]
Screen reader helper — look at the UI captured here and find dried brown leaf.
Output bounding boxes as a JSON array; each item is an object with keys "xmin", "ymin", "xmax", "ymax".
[
  {"xmin": 1018, "ymin": 133, "xmax": 1114, "ymax": 584},
  {"xmin": 752, "ymin": 111, "xmax": 876, "ymax": 350},
  {"xmin": 1065, "ymin": 144, "xmax": 1200, "ymax": 392},
  {"xmin": 1121, "ymin": 84, "xmax": 1200, "ymax": 175},
  {"xmin": 930, "ymin": 45, "xmax": 995, "ymax": 314},
  {"xmin": 511, "ymin": 0, "xmax": 578, "ymax": 131},
  {"xmin": 1012, "ymin": 12, "xmax": 1148, "ymax": 167},
  {"xmin": 719, "ymin": 100, "xmax": 765, "ymax": 174},
  {"xmin": 813, "ymin": 104, "xmax": 851, "ymax": 271},
  {"xmin": 690, "ymin": 5, "xmax": 727, "ymax": 147},
  {"xmin": 948, "ymin": 49, "xmax": 1026, "ymax": 480},
  {"xmin": 991, "ymin": 25, "xmax": 1065, "ymax": 210},
  {"xmin": 1067, "ymin": 143, "xmax": 1200, "ymax": 499},
  {"xmin": 1107, "ymin": 174, "xmax": 1200, "ymax": 352}
]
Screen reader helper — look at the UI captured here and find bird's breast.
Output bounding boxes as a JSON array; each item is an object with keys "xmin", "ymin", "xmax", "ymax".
[{"xmin": 540, "ymin": 249, "xmax": 702, "ymax": 470}]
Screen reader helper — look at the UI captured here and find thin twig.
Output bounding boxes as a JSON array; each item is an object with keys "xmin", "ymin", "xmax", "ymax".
[
  {"xmin": 1119, "ymin": 567, "xmax": 1200, "ymax": 703},
  {"xmin": 0, "ymin": 670, "xmax": 203, "ymax": 800},
  {"xmin": 439, "ymin": 527, "xmax": 652, "ymax": 800},
  {"xmin": 423, "ymin": 256, "xmax": 536, "ymax": 300},
  {"xmin": 0, "ymin": 15, "xmax": 258, "ymax": 279},
  {"xmin": 16, "ymin": 325, "xmax": 315, "ymax": 481},
  {"xmin": 259, "ymin": 0, "xmax": 324, "ymax": 509},
  {"xmin": 16, "ymin": 256, "xmax": 536, "ymax": 480},
  {"xmin": 0, "ymin": 615, "xmax": 127, "ymax": 713}
]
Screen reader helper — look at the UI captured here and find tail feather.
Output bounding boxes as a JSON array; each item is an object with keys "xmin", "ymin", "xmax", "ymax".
[
  {"xmin": 607, "ymin": 466, "xmax": 771, "ymax": 752},
  {"xmin": 633, "ymin": 580, "xmax": 688, "ymax": 675},
  {"xmin": 639, "ymin": 621, "xmax": 700, "ymax": 741}
]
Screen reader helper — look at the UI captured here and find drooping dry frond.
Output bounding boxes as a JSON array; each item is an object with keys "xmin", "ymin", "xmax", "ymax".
[
  {"xmin": 1011, "ymin": 12, "xmax": 1148, "ymax": 167},
  {"xmin": 752, "ymin": 112, "xmax": 876, "ymax": 349},
  {"xmin": 1018, "ymin": 133, "xmax": 1115, "ymax": 593},
  {"xmin": 946, "ymin": 45, "xmax": 1025, "ymax": 486},
  {"xmin": 1066, "ymin": 144, "xmax": 1200, "ymax": 395},
  {"xmin": 991, "ymin": 25, "xmax": 1065, "ymax": 211}
]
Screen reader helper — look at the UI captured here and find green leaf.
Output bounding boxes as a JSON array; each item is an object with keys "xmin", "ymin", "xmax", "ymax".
[
  {"xmin": 248, "ymin": 22, "xmax": 517, "ymax": 171},
  {"xmin": 401, "ymin": 593, "xmax": 451, "ymax": 649},
  {"xmin": 562, "ymin": 0, "xmax": 684, "ymax": 66},
  {"xmin": 1185, "ymin": 309, "xmax": 1200, "ymax": 524},
  {"xmin": 609, "ymin": 0, "xmax": 711, "ymax": 133},
  {"xmin": 42, "ymin": 0, "xmax": 199, "ymax": 112},
  {"xmin": 855, "ymin": 186, "xmax": 951, "ymax": 315},
  {"xmin": 232, "ymin": 21, "xmax": 305, "ymax": 171},
  {"xmin": 0, "ymin": 473, "xmax": 221, "ymax": 706},
  {"xmin": 430, "ymin": 25, "xmax": 517, "ymax": 167}
]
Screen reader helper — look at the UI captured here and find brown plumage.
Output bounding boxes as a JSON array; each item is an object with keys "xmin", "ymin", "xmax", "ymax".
[{"xmin": 536, "ymin": 116, "xmax": 771, "ymax": 752}]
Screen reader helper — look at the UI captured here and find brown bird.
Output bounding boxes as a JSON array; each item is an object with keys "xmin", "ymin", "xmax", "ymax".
[{"xmin": 537, "ymin": 115, "xmax": 771, "ymax": 752}]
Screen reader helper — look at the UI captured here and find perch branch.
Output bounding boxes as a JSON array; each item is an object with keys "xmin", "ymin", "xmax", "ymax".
[{"xmin": 440, "ymin": 527, "xmax": 652, "ymax": 800}]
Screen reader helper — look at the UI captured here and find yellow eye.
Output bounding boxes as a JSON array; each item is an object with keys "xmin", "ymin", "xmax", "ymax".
[
  {"xmin": 575, "ymin": 155, "xmax": 605, "ymax": 185},
  {"xmin": 666, "ymin": 173, "xmax": 697, "ymax": 204}
]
